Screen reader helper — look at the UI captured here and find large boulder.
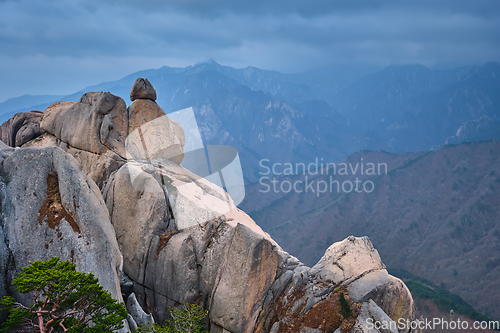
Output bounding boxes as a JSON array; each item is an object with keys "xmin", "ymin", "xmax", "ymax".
[
  {"xmin": 40, "ymin": 92, "xmax": 128, "ymax": 157},
  {"xmin": 309, "ymin": 236, "xmax": 386, "ymax": 284},
  {"xmin": 18, "ymin": 94, "xmax": 130, "ymax": 190},
  {"xmin": 102, "ymin": 158, "xmax": 276, "ymax": 324},
  {"xmin": 0, "ymin": 144, "xmax": 125, "ymax": 309},
  {"xmin": 0, "ymin": 110, "xmax": 44, "ymax": 147}
]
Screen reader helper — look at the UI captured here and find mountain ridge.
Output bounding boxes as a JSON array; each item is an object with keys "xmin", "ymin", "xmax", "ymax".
[{"xmin": 3, "ymin": 61, "xmax": 498, "ymax": 183}]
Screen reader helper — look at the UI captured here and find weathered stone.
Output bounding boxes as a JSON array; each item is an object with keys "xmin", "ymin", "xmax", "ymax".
[
  {"xmin": 210, "ymin": 323, "xmax": 233, "ymax": 333},
  {"xmin": 130, "ymin": 78, "xmax": 157, "ymax": 101},
  {"xmin": 127, "ymin": 314, "xmax": 138, "ymax": 332},
  {"xmin": 310, "ymin": 236, "xmax": 385, "ymax": 284},
  {"xmin": 24, "ymin": 133, "xmax": 125, "ymax": 189},
  {"xmin": 254, "ymin": 236, "xmax": 414, "ymax": 333},
  {"xmin": 347, "ymin": 270, "xmax": 414, "ymax": 328},
  {"xmin": 336, "ymin": 300, "xmax": 398, "ymax": 333},
  {"xmin": 156, "ymin": 160, "xmax": 270, "ymax": 236},
  {"xmin": 0, "ymin": 209, "xmax": 11, "ymax": 323},
  {"xmin": 210, "ymin": 223, "xmax": 279, "ymax": 333},
  {"xmin": 120, "ymin": 272, "xmax": 135, "ymax": 297},
  {"xmin": 146, "ymin": 232, "xmax": 200, "ymax": 309},
  {"xmin": 126, "ymin": 293, "xmax": 154, "ymax": 328},
  {"xmin": 0, "ymin": 145, "xmax": 124, "ymax": 308},
  {"xmin": 0, "ymin": 110, "xmax": 45, "ymax": 147},
  {"xmin": 102, "ymin": 162, "xmax": 169, "ymax": 285},
  {"xmin": 41, "ymin": 92, "xmax": 128, "ymax": 156},
  {"xmin": 1, "ymin": 80, "xmax": 416, "ymax": 333},
  {"xmin": 38, "ymin": 101, "xmax": 75, "ymax": 134},
  {"xmin": 198, "ymin": 220, "xmax": 236, "ymax": 305}
]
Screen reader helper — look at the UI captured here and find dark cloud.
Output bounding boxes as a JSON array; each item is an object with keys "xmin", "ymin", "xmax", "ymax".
[{"xmin": 0, "ymin": 0, "xmax": 498, "ymax": 101}]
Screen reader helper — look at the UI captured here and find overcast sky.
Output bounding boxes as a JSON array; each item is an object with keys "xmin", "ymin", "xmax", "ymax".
[{"xmin": 0, "ymin": 0, "xmax": 499, "ymax": 102}]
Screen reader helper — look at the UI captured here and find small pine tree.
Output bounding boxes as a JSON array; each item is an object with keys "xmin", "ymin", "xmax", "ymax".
[
  {"xmin": 137, "ymin": 303, "xmax": 208, "ymax": 333},
  {"xmin": 339, "ymin": 292, "xmax": 352, "ymax": 318},
  {"xmin": 0, "ymin": 257, "xmax": 127, "ymax": 333}
]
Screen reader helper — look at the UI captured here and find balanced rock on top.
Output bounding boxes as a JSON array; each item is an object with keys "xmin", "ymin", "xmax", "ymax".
[
  {"xmin": 127, "ymin": 77, "xmax": 166, "ymax": 134},
  {"xmin": 126, "ymin": 78, "xmax": 185, "ymax": 164},
  {"xmin": 130, "ymin": 78, "xmax": 157, "ymax": 101}
]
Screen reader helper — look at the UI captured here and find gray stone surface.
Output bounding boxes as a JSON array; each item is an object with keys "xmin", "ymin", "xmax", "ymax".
[
  {"xmin": 40, "ymin": 92, "xmax": 128, "ymax": 156},
  {"xmin": 348, "ymin": 300, "xmax": 399, "ymax": 333},
  {"xmin": 347, "ymin": 269, "xmax": 414, "ymax": 325},
  {"xmin": 254, "ymin": 236, "xmax": 414, "ymax": 333},
  {"xmin": 126, "ymin": 293, "xmax": 154, "ymax": 328},
  {"xmin": 0, "ymin": 145, "xmax": 125, "ymax": 311},
  {"xmin": 23, "ymin": 132, "xmax": 125, "ymax": 189},
  {"xmin": 210, "ymin": 223, "xmax": 279, "ymax": 333},
  {"xmin": 103, "ymin": 162, "xmax": 169, "ymax": 285},
  {"xmin": 145, "ymin": 231, "xmax": 200, "ymax": 310}
]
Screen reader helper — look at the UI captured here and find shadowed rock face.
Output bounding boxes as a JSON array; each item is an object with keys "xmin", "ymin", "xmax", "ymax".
[
  {"xmin": 0, "ymin": 80, "xmax": 415, "ymax": 333},
  {"xmin": 0, "ymin": 110, "xmax": 44, "ymax": 147},
  {"xmin": 130, "ymin": 77, "xmax": 157, "ymax": 102}
]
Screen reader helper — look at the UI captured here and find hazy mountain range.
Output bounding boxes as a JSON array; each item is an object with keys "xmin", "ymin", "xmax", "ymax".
[{"xmin": 1, "ymin": 60, "xmax": 498, "ymax": 183}]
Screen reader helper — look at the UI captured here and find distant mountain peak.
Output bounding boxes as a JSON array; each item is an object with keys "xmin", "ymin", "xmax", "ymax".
[{"xmin": 196, "ymin": 59, "xmax": 221, "ymax": 67}]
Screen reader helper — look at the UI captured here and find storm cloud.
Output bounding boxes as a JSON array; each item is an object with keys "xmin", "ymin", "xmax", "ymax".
[{"xmin": 0, "ymin": 0, "xmax": 498, "ymax": 101}]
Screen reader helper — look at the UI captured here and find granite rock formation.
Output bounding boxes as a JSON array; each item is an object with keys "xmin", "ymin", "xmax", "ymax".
[{"xmin": 0, "ymin": 78, "xmax": 415, "ymax": 332}]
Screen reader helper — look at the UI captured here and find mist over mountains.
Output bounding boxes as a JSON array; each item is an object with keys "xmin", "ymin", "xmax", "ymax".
[{"xmin": 1, "ymin": 60, "xmax": 498, "ymax": 184}]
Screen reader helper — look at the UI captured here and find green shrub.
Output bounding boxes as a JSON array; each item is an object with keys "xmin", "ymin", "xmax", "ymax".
[
  {"xmin": 0, "ymin": 257, "xmax": 127, "ymax": 333},
  {"xmin": 339, "ymin": 292, "xmax": 352, "ymax": 318},
  {"xmin": 136, "ymin": 303, "xmax": 208, "ymax": 333}
]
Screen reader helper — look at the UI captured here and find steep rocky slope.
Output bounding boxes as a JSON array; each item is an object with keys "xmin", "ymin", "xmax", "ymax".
[{"xmin": 0, "ymin": 79, "xmax": 415, "ymax": 332}]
